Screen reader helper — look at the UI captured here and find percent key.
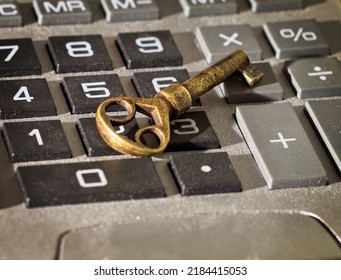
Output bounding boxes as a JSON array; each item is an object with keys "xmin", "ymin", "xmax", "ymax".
[{"xmin": 263, "ymin": 19, "xmax": 329, "ymax": 59}]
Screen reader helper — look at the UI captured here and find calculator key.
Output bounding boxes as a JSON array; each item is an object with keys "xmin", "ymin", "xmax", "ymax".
[
  {"xmin": 0, "ymin": 1, "xmax": 22, "ymax": 27},
  {"xmin": 169, "ymin": 152, "xmax": 241, "ymax": 196},
  {"xmin": 284, "ymin": 57, "xmax": 341, "ymax": 99},
  {"xmin": 263, "ymin": 20, "xmax": 329, "ymax": 59},
  {"xmin": 116, "ymin": 30, "xmax": 183, "ymax": 69},
  {"xmin": 47, "ymin": 35, "xmax": 113, "ymax": 73},
  {"xmin": 248, "ymin": 0, "xmax": 303, "ymax": 13},
  {"xmin": 77, "ymin": 118, "xmax": 139, "ymax": 157},
  {"xmin": 179, "ymin": 0, "xmax": 237, "ymax": 17},
  {"xmin": 101, "ymin": 0, "xmax": 159, "ymax": 22},
  {"xmin": 33, "ymin": 0, "xmax": 92, "ymax": 25},
  {"xmin": 167, "ymin": 111, "xmax": 220, "ymax": 152},
  {"xmin": 63, "ymin": 74, "xmax": 126, "ymax": 114},
  {"xmin": 220, "ymin": 62, "xmax": 283, "ymax": 103},
  {"xmin": 196, "ymin": 24, "xmax": 262, "ymax": 63},
  {"xmin": 305, "ymin": 100, "xmax": 341, "ymax": 173},
  {"xmin": 0, "ymin": 78, "xmax": 56, "ymax": 119},
  {"xmin": 132, "ymin": 69, "xmax": 200, "ymax": 106},
  {"xmin": 17, "ymin": 158, "xmax": 165, "ymax": 207},
  {"xmin": 0, "ymin": 38, "xmax": 41, "ymax": 77},
  {"xmin": 236, "ymin": 103, "xmax": 327, "ymax": 189},
  {"xmin": 2, "ymin": 120, "xmax": 71, "ymax": 162}
]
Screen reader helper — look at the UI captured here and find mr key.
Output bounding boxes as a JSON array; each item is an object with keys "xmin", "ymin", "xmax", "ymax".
[{"xmin": 96, "ymin": 50, "xmax": 263, "ymax": 157}]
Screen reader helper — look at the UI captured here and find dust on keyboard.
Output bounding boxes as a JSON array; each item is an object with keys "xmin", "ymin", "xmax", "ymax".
[{"xmin": 0, "ymin": 0, "xmax": 340, "ymax": 259}]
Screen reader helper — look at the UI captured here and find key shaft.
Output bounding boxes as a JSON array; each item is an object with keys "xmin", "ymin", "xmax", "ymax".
[{"xmin": 156, "ymin": 50, "xmax": 263, "ymax": 117}]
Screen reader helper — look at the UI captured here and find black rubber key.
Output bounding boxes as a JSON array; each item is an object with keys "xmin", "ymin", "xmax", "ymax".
[
  {"xmin": 0, "ymin": 38, "xmax": 41, "ymax": 77},
  {"xmin": 63, "ymin": 74, "xmax": 126, "ymax": 114},
  {"xmin": 77, "ymin": 118, "xmax": 139, "ymax": 157},
  {"xmin": 170, "ymin": 152, "xmax": 241, "ymax": 196},
  {"xmin": 0, "ymin": 78, "xmax": 56, "ymax": 119},
  {"xmin": 17, "ymin": 158, "xmax": 166, "ymax": 207},
  {"xmin": 2, "ymin": 120, "xmax": 71, "ymax": 162},
  {"xmin": 0, "ymin": 1, "xmax": 22, "ymax": 27},
  {"xmin": 116, "ymin": 30, "xmax": 183, "ymax": 68},
  {"xmin": 167, "ymin": 111, "xmax": 220, "ymax": 152},
  {"xmin": 47, "ymin": 35, "xmax": 113, "ymax": 73},
  {"xmin": 132, "ymin": 69, "xmax": 200, "ymax": 106}
]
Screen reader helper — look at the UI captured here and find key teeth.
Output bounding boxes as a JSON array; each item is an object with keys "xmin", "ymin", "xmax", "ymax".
[{"xmin": 239, "ymin": 64, "xmax": 264, "ymax": 87}]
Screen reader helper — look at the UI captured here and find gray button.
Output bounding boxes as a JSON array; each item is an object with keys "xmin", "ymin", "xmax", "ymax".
[
  {"xmin": 0, "ymin": 1, "xmax": 22, "ymax": 27},
  {"xmin": 59, "ymin": 213, "xmax": 341, "ymax": 259},
  {"xmin": 236, "ymin": 103, "xmax": 327, "ymax": 189},
  {"xmin": 179, "ymin": 0, "xmax": 237, "ymax": 17},
  {"xmin": 249, "ymin": 0, "xmax": 303, "ymax": 13},
  {"xmin": 285, "ymin": 57, "xmax": 341, "ymax": 99},
  {"xmin": 305, "ymin": 100, "xmax": 341, "ymax": 173},
  {"xmin": 33, "ymin": 0, "xmax": 92, "ymax": 26},
  {"xmin": 196, "ymin": 24, "xmax": 262, "ymax": 63},
  {"xmin": 220, "ymin": 62, "xmax": 283, "ymax": 103},
  {"xmin": 263, "ymin": 19, "xmax": 329, "ymax": 59},
  {"xmin": 101, "ymin": 0, "xmax": 159, "ymax": 22}
]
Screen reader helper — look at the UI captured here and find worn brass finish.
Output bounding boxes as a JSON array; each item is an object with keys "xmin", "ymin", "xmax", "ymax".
[{"xmin": 96, "ymin": 50, "xmax": 263, "ymax": 157}]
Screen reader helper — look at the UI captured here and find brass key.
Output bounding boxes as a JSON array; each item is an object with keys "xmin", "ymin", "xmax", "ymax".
[{"xmin": 96, "ymin": 50, "xmax": 263, "ymax": 157}]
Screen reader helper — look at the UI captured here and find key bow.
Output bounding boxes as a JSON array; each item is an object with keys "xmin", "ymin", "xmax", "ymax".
[{"xmin": 96, "ymin": 96, "xmax": 171, "ymax": 157}]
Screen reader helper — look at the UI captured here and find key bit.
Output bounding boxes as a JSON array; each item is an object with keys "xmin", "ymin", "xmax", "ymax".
[{"xmin": 96, "ymin": 50, "xmax": 263, "ymax": 157}]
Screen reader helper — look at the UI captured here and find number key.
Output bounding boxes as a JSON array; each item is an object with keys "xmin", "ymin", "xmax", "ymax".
[
  {"xmin": 0, "ymin": 78, "xmax": 56, "ymax": 119},
  {"xmin": 2, "ymin": 120, "xmax": 72, "ymax": 162},
  {"xmin": 63, "ymin": 74, "xmax": 126, "ymax": 114},
  {"xmin": 47, "ymin": 35, "xmax": 113, "ymax": 73},
  {"xmin": 0, "ymin": 38, "xmax": 41, "ymax": 77},
  {"xmin": 167, "ymin": 111, "xmax": 220, "ymax": 152},
  {"xmin": 116, "ymin": 30, "xmax": 183, "ymax": 68}
]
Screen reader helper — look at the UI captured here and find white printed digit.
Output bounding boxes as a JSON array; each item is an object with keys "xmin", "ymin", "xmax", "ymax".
[
  {"xmin": 171, "ymin": 118, "xmax": 199, "ymax": 135},
  {"xmin": 135, "ymin": 36, "xmax": 164, "ymax": 53},
  {"xmin": 13, "ymin": 86, "xmax": 34, "ymax": 102},
  {"xmin": 76, "ymin": 169, "xmax": 108, "ymax": 188},
  {"xmin": 0, "ymin": 45, "xmax": 19, "ymax": 61},
  {"xmin": 152, "ymin": 77, "xmax": 177, "ymax": 92},
  {"xmin": 28, "ymin": 129, "xmax": 43, "ymax": 146},
  {"xmin": 81, "ymin": 82, "xmax": 110, "ymax": 98},
  {"xmin": 66, "ymin": 41, "xmax": 94, "ymax": 57}
]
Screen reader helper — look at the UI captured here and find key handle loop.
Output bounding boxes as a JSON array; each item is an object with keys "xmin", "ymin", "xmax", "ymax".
[{"xmin": 96, "ymin": 96, "xmax": 171, "ymax": 157}]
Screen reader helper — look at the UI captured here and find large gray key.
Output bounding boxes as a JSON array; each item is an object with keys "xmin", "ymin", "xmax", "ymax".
[
  {"xmin": 305, "ymin": 100, "xmax": 341, "ymax": 173},
  {"xmin": 59, "ymin": 213, "xmax": 341, "ymax": 259},
  {"xmin": 236, "ymin": 103, "xmax": 327, "ymax": 189}
]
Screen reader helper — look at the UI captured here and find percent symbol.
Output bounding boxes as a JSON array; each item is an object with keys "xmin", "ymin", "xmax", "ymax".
[
  {"xmin": 308, "ymin": 66, "xmax": 333, "ymax": 81},
  {"xmin": 280, "ymin": 28, "xmax": 317, "ymax": 42}
]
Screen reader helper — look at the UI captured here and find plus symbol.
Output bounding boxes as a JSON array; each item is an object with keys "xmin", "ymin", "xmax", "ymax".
[{"xmin": 269, "ymin": 132, "xmax": 296, "ymax": 149}]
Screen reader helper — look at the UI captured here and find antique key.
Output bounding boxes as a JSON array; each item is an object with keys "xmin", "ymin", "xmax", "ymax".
[{"xmin": 96, "ymin": 50, "xmax": 263, "ymax": 157}]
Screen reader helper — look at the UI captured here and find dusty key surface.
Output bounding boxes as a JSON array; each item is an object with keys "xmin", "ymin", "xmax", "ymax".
[
  {"xmin": 59, "ymin": 212, "xmax": 341, "ymax": 260},
  {"xmin": 236, "ymin": 103, "xmax": 327, "ymax": 189}
]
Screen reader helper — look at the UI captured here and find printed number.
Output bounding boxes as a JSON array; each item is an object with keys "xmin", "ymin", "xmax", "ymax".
[
  {"xmin": 152, "ymin": 77, "xmax": 177, "ymax": 92},
  {"xmin": 76, "ymin": 168, "xmax": 108, "ymax": 188},
  {"xmin": 171, "ymin": 118, "xmax": 199, "ymax": 135},
  {"xmin": 28, "ymin": 129, "xmax": 43, "ymax": 146},
  {"xmin": 135, "ymin": 36, "xmax": 164, "ymax": 53},
  {"xmin": 13, "ymin": 86, "xmax": 34, "ymax": 102},
  {"xmin": 0, "ymin": 45, "xmax": 19, "ymax": 61},
  {"xmin": 81, "ymin": 82, "xmax": 110, "ymax": 98},
  {"xmin": 116, "ymin": 125, "xmax": 125, "ymax": 134},
  {"xmin": 66, "ymin": 41, "xmax": 94, "ymax": 57}
]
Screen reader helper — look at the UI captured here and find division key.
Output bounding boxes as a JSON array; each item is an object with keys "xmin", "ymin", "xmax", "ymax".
[{"xmin": 236, "ymin": 103, "xmax": 327, "ymax": 189}]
